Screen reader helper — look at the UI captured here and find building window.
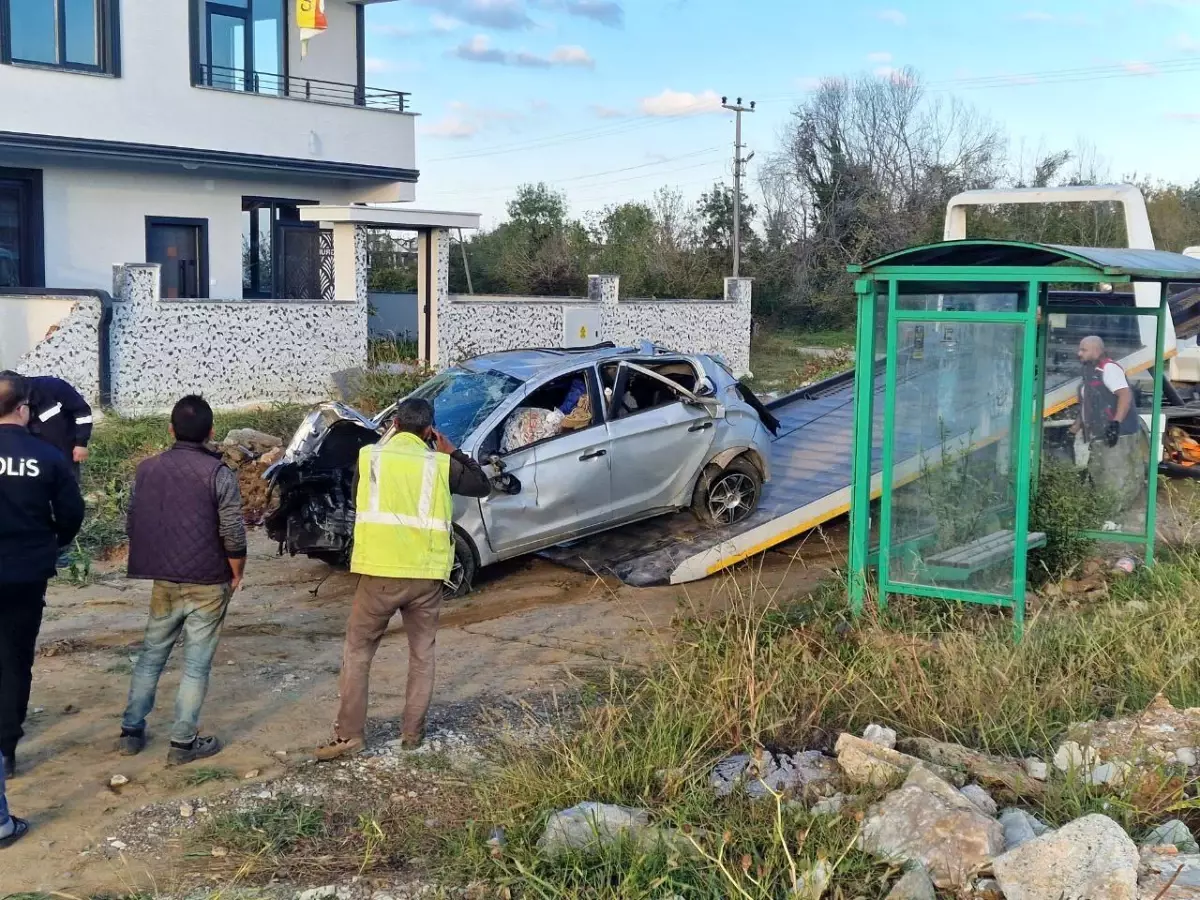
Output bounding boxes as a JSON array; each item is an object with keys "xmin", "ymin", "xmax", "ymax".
[
  {"xmin": 194, "ymin": 0, "xmax": 285, "ymax": 94},
  {"xmin": 0, "ymin": 167, "xmax": 44, "ymax": 288},
  {"xmin": 146, "ymin": 217, "xmax": 208, "ymax": 300},
  {"xmin": 242, "ymin": 197, "xmax": 322, "ymax": 299},
  {"xmin": 1, "ymin": 0, "xmax": 121, "ymax": 74}
]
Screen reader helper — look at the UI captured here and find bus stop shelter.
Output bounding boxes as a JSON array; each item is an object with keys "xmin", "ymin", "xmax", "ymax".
[{"xmin": 846, "ymin": 240, "xmax": 1200, "ymax": 639}]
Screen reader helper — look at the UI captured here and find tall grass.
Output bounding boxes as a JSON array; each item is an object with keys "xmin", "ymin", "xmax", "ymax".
[{"xmin": 443, "ymin": 553, "xmax": 1200, "ymax": 896}]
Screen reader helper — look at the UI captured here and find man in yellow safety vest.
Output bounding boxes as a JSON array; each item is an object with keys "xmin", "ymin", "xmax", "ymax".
[{"xmin": 316, "ymin": 398, "xmax": 490, "ymax": 760}]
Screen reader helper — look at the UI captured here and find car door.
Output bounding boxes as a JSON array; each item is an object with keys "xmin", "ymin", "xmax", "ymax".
[
  {"xmin": 604, "ymin": 359, "xmax": 719, "ymax": 521},
  {"xmin": 477, "ymin": 366, "xmax": 613, "ymax": 557}
]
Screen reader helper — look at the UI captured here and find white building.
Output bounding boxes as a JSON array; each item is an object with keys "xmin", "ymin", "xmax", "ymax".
[{"xmin": 0, "ymin": 0, "xmax": 416, "ymax": 299}]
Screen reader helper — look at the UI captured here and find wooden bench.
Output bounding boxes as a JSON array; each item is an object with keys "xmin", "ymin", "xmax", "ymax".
[{"xmin": 921, "ymin": 529, "xmax": 1047, "ymax": 581}]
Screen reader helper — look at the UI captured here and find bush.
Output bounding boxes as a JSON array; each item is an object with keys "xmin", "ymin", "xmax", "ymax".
[{"xmin": 1029, "ymin": 458, "xmax": 1114, "ymax": 581}]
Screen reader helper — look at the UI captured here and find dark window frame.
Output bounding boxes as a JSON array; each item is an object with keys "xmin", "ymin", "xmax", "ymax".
[
  {"xmin": 0, "ymin": 0, "xmax": 121, "ymax": 75},
  {"xmin": 241, "ymin": 195, "xmax": 317, "ymax": 299},
  {"xmin": 0, "ymin": 166, "xmax": 45, "ymax": 288},
  {"xmin": 145, "ymin": 216, "xmax": 209, "ymax": 300},
  {"xmin": 189, "ymin": 0, "xmax": 288, "ymax": 93}
]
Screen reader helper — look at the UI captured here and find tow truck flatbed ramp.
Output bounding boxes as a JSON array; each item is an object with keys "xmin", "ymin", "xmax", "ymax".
[{"xmin": 540, "ymin": 334, "xmax": 1158, "ymax": 588}]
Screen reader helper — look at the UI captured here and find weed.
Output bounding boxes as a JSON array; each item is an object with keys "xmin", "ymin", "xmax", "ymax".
[
  {"xmin": 105, "ymin": 659, "xmax": 134, "ymax": 676},
  {"xmin": 203, "ymin": 795, "xmax": 326, "ymax": 857},
  {"xmin": 182, "ymin": 767, "xmax": 236, "ymax": 787},
  {"xmin": 1030, "ymin": 458, "xmax": 1115, "ymax": 581}
]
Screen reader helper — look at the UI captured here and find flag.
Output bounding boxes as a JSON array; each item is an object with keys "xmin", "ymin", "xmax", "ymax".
[{"xmin": 296, "ymin": 0, "xmax": 327, "ymax": 58}]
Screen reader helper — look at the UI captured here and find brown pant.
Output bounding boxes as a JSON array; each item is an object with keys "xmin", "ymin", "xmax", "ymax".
[{"xmin": 334, "ymin": 575, "xmax": 442, "ymax": 742}]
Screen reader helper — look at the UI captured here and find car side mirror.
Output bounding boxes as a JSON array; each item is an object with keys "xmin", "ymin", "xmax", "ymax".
[
  {"xmin": 695, "ymin": 378, "xmax": 716, "ymax": 399},
  {"xmin": 486, "ymin": 453, "xmax": 506, "ymax": 472},
  {"xmin": 491, "ymin": 472, "xmax": 521, "ymax": 495}
]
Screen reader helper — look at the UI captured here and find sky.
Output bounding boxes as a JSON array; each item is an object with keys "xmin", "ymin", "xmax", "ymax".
[{"xmin": 358, "ymin": 0, "xmax": 1200, "ymax": 228}]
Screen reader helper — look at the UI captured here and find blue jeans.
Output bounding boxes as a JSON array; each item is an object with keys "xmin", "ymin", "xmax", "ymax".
[
  {"xmin": 121, "ymin": 582, "xmax": 231, "ymax": 744},
  {"xmin": 0, "ymin": 754, "xmax": 9, "ymax": 828}
]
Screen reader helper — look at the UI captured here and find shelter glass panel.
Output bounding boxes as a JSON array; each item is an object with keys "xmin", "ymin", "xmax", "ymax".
[
  {"xmin": 885, "ymin": 319, "xmax": 1025, "ymax": 594},
  {"xmin": 897, "ymin": 282, "xmax": 1027, "ymax": 313}
]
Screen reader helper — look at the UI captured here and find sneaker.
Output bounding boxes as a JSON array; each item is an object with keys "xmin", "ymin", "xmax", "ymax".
[
  {"xmin": 2, "ymin": 753, "xmax": 14, "ymax": 779},
  {"xmin": 166, "ymin": 735, "xmax": 223, "ymax": 767},
  {"xmin": 118, "ymin": 729, "xmax": 146, "ymax": 757},
  {"xmin": 0, "ymin": 817, "xmax": 29, "ymax": 849},
  {"xmin": 314, "ymin": 736, "xmax": 365, "ymax": 762}
]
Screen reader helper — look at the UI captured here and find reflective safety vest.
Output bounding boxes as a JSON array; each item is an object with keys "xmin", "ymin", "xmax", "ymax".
[{"xmin": 351, "ymin": 431, "xmax": 454, "ymax": 581}]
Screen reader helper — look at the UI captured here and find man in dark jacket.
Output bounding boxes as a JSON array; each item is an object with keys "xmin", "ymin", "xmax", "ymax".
[
  {"xmin": 0, "ymin": 372, "xmax": 94, "ymax": 480},
  {"xmin": 117, "ymin": 395, "xmax": 246, "ymax": 767},
  {"xmin": 0, "ymin": 373, "xmax": 85, "ymax": 778}
]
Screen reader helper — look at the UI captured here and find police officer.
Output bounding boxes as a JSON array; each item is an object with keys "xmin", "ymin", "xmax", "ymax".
[
  {"xmin": 0, "ymin": 372, "xmax": 94, "ymax": 481},
  {"xmin": 0, "ymin": 373, "xmax": 85, "ymax": 778}
]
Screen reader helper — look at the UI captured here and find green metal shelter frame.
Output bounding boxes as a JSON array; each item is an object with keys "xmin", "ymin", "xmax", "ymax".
[{"xmin": 846, "ymin": 239, "xmax": 1200, "ymax": 640}]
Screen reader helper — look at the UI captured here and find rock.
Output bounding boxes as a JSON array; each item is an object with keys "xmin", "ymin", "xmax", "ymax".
[
  {"xmin": 973, "ymin": 878, "xmax": 1004, "ymax": 900},
  {"xmin": 793, "ymin": 858, "xmax": 833, "ymax": 899},
  {"xmin": 1143, "ymin": 820, "xmax": 1200, "ymax": 854},
  {"xmin": 993, "ymin": 814, "xmax": 1138, "ymax": 900},
  {"xmin": 1179, "ymin": 748, "xmax": 1198, "ymax": 767},
  {"xmin": 537, "ymin": 803, "xmax": 649, "ymax": 855},
  {"xmin": 179, "ymin": 803, "xmax": 194, "ymax": 819},
  {"xmin": 108, "ymin": 774, "xmax": 129, "ymax": 787},
  {"xmin": 1140, "ymin": 851, "xmax": 1200, "ymax": 898},
  {"xmin": 1067, "ymin": 694, "xmax": 1200, "ymax": 775},
  {"xmin": 898, "ymin": 736, "xmax": 1042, "ymax": 800},
  {"xmin": 211, "ymin": 846, "xmax": 228, "ymax": 857},
  {"xmin": 836, "ymin": 733, "xmax": 960, "ymax": 789},
  {"xmin": 223, "ymin": 428, "xmax": 282, "ymax": 453},
  {"xmin": 999, "ymin": 808, "xmax": 1052, "ymax": 851},
  {"xmin": 260, "ymin": 447, "xmax": 284, "ymax": 466},
  {"xmin": 864, "ymin": 723, "xmax": 898, "ymax": 750},
  {"xmin": 108, "ymin": 839, "xmax": 127, "ymax": 851},
  {"xmin": 295, "ymin": 888, "xmax": 337, "ymax": 900},
  {"xmin": 711, "ymin": 750, "xmax": 841, "ymax": 800},
  {"xmin": 1024, "ymin": 757, "xmax": 1049, "ymax": 780},
  {"xmin": 1090, "ymin": 761, "xmax": 1132, "ymax": 787},
  {"xmin": 1053, "ymin": 741, "xmax": 1101, "ymax": 774},
  {"xmin": 886, "ymin": 866, "xmax": 937, "ymax": 900},
  {"xmin": 959, "ymin": 784, "xmax": 998, "ymax": 817},
  {"xmin": 243, "ymin": 769, "xmax": 260, "ymax": 779},
  {"xmin": 859, "ymin": 764, "xmax": 1004, "ymax": 889},
  {"xmin": 810, "ymin": 793, "xmax": 849, "ymax": 817}
]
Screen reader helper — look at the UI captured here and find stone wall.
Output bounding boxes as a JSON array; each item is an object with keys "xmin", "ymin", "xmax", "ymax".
[
  {"xmin": 108, "ymin": 226, "xmax": 367, "ymax": 414},
  {"xmin": 16, "ymin": 296, "xmax": 105, "ymax": 405},
  {"xmin": 432, "ymin": 230, "xmax": 752, "ymax": 374}
]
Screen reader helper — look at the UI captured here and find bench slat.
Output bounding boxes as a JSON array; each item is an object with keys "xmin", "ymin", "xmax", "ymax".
[{"xmin": 925, "ymin": 530, "xmax": 1047, "ymax": 569}]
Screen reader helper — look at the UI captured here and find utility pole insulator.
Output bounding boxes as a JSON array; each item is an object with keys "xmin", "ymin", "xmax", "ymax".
[{"xmin": 721, "ymin": 97, "xmax": 756, "ymax": 279}]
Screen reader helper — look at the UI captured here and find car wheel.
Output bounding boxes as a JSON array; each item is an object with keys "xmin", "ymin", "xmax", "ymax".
[
  {"xmin": 692, "ymin": 457, "xmax": 762, "ymax": 527},
  {"xmin": 444, "ymin": 530, "xmax": 477, "ymax": 600}
]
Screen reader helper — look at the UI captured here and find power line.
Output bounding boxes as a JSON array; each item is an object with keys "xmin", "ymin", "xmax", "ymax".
[{"xmin": 420, "ymin": 147, "xmax": 722, "ymax": 197}]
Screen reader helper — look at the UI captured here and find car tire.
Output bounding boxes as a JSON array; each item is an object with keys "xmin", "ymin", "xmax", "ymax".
[
  {"xmin": 444, "ymin": 529, "xmax": 477, "ymax": 600},
  {"xmin": 692, "ymin": 457, "xmax": 762, "ymax": 527}
]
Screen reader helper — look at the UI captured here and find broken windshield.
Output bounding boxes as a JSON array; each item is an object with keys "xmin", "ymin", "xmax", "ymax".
[{"xmin": 409, "ymin": 367, "xmax": 524, "ymax": 445}]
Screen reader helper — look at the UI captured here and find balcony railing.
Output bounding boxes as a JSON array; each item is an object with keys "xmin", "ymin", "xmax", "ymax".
[{"xmin": 197, "ymin": 64, "xmax": 412, "ymax": 113}]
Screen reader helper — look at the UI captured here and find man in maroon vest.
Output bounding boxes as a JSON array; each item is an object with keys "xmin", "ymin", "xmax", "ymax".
[{"xmin": 117, "ymin": 395, "xmax": 246, "ymax": 766}]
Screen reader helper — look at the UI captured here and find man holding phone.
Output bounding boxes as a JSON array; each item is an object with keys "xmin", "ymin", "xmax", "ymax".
[{"xmin": 316, "ymin": 398, "xmax": 489, "ymax": 760}]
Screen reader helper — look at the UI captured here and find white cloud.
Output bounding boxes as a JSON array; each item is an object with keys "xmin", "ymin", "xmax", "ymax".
[
  {"xmin": 1173, "ymin": 32, "xmax": 1200, "ymax": 52},
  {"xmin": 1124, "ymin": 60, "xmax": 1159, "ymax": 75},
  {"xmin": 874, "ymin": 65, "xmax": 898, "ymax": 78},
  {"xmin": 867, "ymin": 51, "xmax": 892, "ymax": 63},
  {"xmin": 431, "ymin": 12, "xmax": 463, "ymax": 30},
  {"xmin": 420, "ymin": 115, "xmax": 481, "ymax": 139},
  {"xmin": 639, "ymin": 89, "xmax": 724, "ymax": 117},
  {"xmin": 549, "ymin": 44, "xmax": 595, "ymax": 67},
  {"xmin": 876, "ymin": 9, "xmax": 907, "ymax": 26}
]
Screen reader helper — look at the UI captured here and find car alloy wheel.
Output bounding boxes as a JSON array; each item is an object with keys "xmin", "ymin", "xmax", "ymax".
[{"xmin": 706, "ymin": 471, "xmax": 757, "ymax": 526}]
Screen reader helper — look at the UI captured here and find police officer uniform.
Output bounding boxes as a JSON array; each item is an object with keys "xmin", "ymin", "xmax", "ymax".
[
  {"xmin": 24, "ymin": 375, "xmax": 93, "ymax": 481},
  {"xmin": 0, "ymin": 419, "xmax": 85, "ymax": 776}
]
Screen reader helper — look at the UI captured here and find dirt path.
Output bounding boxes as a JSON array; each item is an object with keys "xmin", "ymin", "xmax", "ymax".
[{"xmin": 2, "ymin": 529, "xmax": 837, "ymax": 895}]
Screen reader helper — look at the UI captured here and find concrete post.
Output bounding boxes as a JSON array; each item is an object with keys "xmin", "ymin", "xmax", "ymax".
[
  {"xmin": 724, "ymin": 277, "xmax": 753, "ymax": 376},
  {"xmin": 588, "ymin": 274, "xmax": 620, "ymax": 305}
]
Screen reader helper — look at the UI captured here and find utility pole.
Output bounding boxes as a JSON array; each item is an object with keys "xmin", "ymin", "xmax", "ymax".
[{"xmin": 721, "ymin": 96, "xmax": 755, "ymax": 278}]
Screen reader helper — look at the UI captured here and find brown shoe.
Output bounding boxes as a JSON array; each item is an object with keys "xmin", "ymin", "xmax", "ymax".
[{"xmin": 314, "ymin": 737, "xmax": 365, "ymax": 762}]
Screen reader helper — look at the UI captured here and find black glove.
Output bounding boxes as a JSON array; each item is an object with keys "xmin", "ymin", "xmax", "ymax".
[{"xmin": 1105, "ymin": 420, "xmax": 1120, "ymax": 448}]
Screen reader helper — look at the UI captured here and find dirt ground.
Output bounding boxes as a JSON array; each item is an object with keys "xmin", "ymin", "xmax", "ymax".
[{"xmin": 3, "ymin": 528, "xmax": 839, "ymax": 895}]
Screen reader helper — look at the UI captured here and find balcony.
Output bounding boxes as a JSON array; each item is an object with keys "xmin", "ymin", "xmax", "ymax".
[{"xmin": 197, "ymin": 64, "xmax": 412, "ymax": 114}]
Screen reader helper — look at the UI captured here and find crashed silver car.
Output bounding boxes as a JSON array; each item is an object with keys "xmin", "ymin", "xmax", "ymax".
[{"xmin": 265, "ymin": 342, "xmax": 778, "ymax": 595}]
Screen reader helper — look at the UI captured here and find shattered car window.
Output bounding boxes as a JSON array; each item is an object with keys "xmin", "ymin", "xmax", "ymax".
[{"xmin": 409, "ymin": 368, "xmax": 524, "ymax": 445}]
